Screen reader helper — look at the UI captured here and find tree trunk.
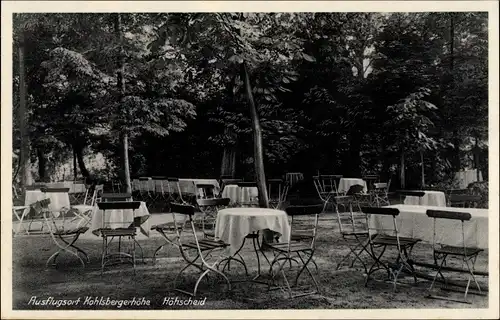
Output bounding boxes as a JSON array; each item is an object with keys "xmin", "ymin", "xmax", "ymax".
[
  {"xmin": 241, "ymin": 61, "xmax": 273, "ymax": 245},
  {"xmin": 73, "ymin": 147, "xmax": 78, "ymax": 180},
  {"xmin": 400, "ymin": 151, "xmax": 405, "ymax": 189},
  {"xmin": 347, "ymin": 130, "xmax": 362, "ymax": 177},
  {"xmin": 450, "ymin": 13, "xmax": 454, "ymax": 71},
  {"xmin": 221, "ymin": 145, "xmax": 236, "ymax": 177},
  {"xmin": 473, "ymin": 135, "xmax": 481, "ymax": 181},
  {"xmin": 74, "ymin": 144, "xmax": 90, "ymax": 179},
  {"xmin": 452, "ymin": 134, "xmax": 461, "ymax": 171},
  {"xmin": 122, "ymin": 132, "xmax": 132, "ymax": 193},
  {"xmin": 241, "ymin": 62, "xmax": 269, "ymax": 208},
  {"xmin": 420, "ymin": 150, "xmax": 425, "ymax": 188},
  {"xmin": 115, "ymin": 13, "xmax": 131, "ymax": 193},
  {"xmin": 18, "ymin": 34, "xmax": 32, "ymax": 187},
  {"xmin": 37, "ymin": 147, "xmax": 47, "ymax": 182}
]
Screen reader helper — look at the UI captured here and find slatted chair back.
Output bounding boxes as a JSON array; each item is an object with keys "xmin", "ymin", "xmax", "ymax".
[
  {"xmin": 363, "ymin": 175, "xmax": 380, "ymax": 191},
  {"xmin": 220, "ymin": 178, "xmax": 243, "ymax": 192},
  {"xmin": 237, "ymin": 181, "xmax": 258, "ymax": 188},
  {"xmin": 138, "ymin": 177, "xmax": 154, "ymax": 195},
  {"xmin": 101, "ymin": 192, "xmax": 132, "ymax": 202},
  {"xmin": 97, "ymin": 201, "xmax": 141, "ymax": 230},
  {"xmin": 267, "ymin": 179, "xmax": 290, "ymax": 209},
  {"xmin": 313, "ymin": 175, "xmax": 342, "ymax": 202},
  {"xmin": 195, "ymin": 184, "xmax": 217, "ymax": 199},
  {"xmin": 169, "ymin": 203, "xmax": 200, "ymax": 245},
  {"xmin": 397, "ymin": 190, "xmax": 425, "ymax": 203},
  {"xmin": 32, "ymin": 198, "xmax": 52, "ymax": 218},
  {"xmin": 371, "ymin": 179, "xmax": 391, "ymax": 206},
  {"xmin": 448, "ymin": 194, "xmax": 481, "ymax": 208},
  {"xmin": 397, "ymin": 190, "xmax": 426, "ymax": 197},
  {"xmin": 83, "ymin": 184, "xmax": 103, "ymax": 206},
  {"xmin": 334, "ymin": 195, "xmax": 366, "ymax": 234},
  {"xmin": 361, "ymin": 206, "xmax": 401, "ymax": 247},
  {"xmin": 152, "ymin": 176, "xmax": 168, "ymax": 195},
  {"xmin": 196, "ymin": 198, "xmax": 230, "ymax": 237},
  {"xmin": 166, "ymin": 177, "xmax": 186, "ymax": 203},
  {"xmin": 285, "ymin": 204, "xmax": 323, "ymax": 250}
]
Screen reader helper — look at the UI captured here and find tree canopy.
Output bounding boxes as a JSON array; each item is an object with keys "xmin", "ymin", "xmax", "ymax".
[{"xmin": 12, "ymin": 12, "xmax": 488, "ymax": 190}]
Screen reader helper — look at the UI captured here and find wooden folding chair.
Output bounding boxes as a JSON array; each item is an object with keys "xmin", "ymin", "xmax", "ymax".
[
  {"xmin": 372, "ymin": 180, "xmax": 391, "ymax": 207},
  {"xmin": 195, "ymin": 183, "xmax": 218, "ymax": 200},
  {"xmin": 196, "ymin": 198, "xmax": 230, "ymax": 238},
  {"xmin": 313, "ymin": 175, "xmax": 342, "ymax": 212},
  {"xmin": 363, "ymin": 175, "xmax": 380, "ymax": 192},
  {"xmin": 41, "ymin": 198, "xmax": 91, "ymax": 269},
  {"xmin": 170, "ymin": 203, "xmax": 231, "ymax": 297},
  {"xmin": 448, "ymin": 194, "xmax": 481, "ymax": 208},
  {"xmin": 266, "ymin": 204, "xmax": 323, "ymax": 298},
  {"xmin": 97, "ymin": 201, "xmax": 142, "ymax": 275},
  {"xmin": 425, "ymin": 209, "xmax": 484, "ymax": 303},
  {"xmin": 71, "ymin": 184, "xmax": 103, "ymax": 227},
  {"xmin": 397, "ymin": 190, "xmax": 425, "ymax": 204},
  {"xmin": 167, "ymin": 177, "xmax": 187, "ymax": 204},
  {"xmin": 361, "ymin": 206, "xmax": 421, "ymax": 292},
  {"xmin": 334, "ymin": 195, "xmax": 370, "ymax": 273},
  {"xmin": 267, "ymin": 179, "xmax": 290, "ymax": 210},
  {"xmin": 102, "ymin": 192, "xmax": 132, "ymax": 202},
  {"xmin": 219, "ymin": 177, "xmax": 243, "ymax": 195}
]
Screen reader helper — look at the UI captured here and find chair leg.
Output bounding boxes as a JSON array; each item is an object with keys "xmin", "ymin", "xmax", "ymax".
[
  {"xmin": 295, "ymin": 251, "xmax": 320, "ymax": 293},
  {"xmin": 46, "ymin": 233, "xmax": 86, "ymax": 269},
  {"xmin": 365, "ymin": 244, "xmax": 387, "ymax": 287},
  {"xmin": 218, "ymin": 237, "xmax": 248, "ymax": 276},
  {"xmin": 58, "ymin": 234, "xmax": 90, "ymax": 263}
]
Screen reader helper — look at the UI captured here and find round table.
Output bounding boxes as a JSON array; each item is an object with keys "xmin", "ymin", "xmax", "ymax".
[
  {"xmin": 24, "ymin": 190, "xmax": 71, "ymax": 213},
  {"xmin": 221, "ymin": 185, "xmax": 258, "ymax": 206},
  {"xmin": 90, "ymin": 201, "xmax": 151, "ymax": 237},
  {"xmin": 337, "ymin": 178, "xmax": 368, "ymax": 194},
  {"xmin": 215, "ymin": 208, "xmax": 291, "ymax": 255},
  {"xmin": 403, "ymin": 190, "xmax": 447, "ymax": 207}
]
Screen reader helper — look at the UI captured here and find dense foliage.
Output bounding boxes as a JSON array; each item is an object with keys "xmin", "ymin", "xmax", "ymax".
[{"xmin": 12, "ymin": 12, "xmax": 488, "ymax": 189}]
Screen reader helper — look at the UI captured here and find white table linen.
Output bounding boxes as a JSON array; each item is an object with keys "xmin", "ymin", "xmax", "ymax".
[
  {"xmin": 370, "ymin": 205, "xmax": 488, "ymax": 249},
  {"xmin": 24, "ymin": 190, "xmax": 71, "ymax": 213},
  {"xmin": 338, "ymin": 178, "xmax": 368, "ymax": 194},
  {"xmin": 403, "ymin": 190, "xmax": 447, "ymax": 207},
  {"xmin": 221, "ymin": 185, "xmax": 258, "ymax": 205},
  {"xmin": 90, "ymin": 201, "xmax": 150, "ymax": 237},
  {"xmin": 454, "ymin": 169, "xmax": 483, "ymax": 189},
  {"xmin": 135, "ymin": 178, "xmax": 220, "ymax": 195},
  {"xmin": 215, "ymin": 208, "xmax": 291, "ymax": 255}
]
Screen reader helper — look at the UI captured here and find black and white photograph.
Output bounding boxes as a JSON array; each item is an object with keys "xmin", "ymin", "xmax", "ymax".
[{"xmin": 1, "ymin": 1, "xmax": 498, "ymax": 319}]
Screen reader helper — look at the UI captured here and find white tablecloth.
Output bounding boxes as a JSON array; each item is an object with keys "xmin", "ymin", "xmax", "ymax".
[
  {"xmin": 338, "ymin": 178, "xmax": 368, "ymax": 194},
  {"xmin": 90, "ymin": 201, "xmax": 150, "ymax": 237},
  {"xmin": 370, "ymin": 205, "xmax": 488, "ymax": 249},
  {"xmin": 134, "ymin": 178, "xmax": 220, "ymax": 195},
  {"xmin": 221, "ymin": 185, "xmax": 258, "ymax": 205},
  {"xmin": 454, "ymin": 169, "xmax": 483, "ymax": 189},
  {"xmin": 403, "ymin": 190, "xmax": 447, "ymax": 207},
  {"xmin": 215, "ymin": 208, "xmax": 291, "ymax": 255},
  {"xmin": 40, "ymin": 182, "xmax": 86, "ymax": 194},
  {"xmin": 24, "ymin": 190, "xmax": 71, "ymax": 213}
]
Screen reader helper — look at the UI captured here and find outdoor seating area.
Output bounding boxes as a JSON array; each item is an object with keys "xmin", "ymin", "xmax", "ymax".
[
  {"xmin": 11, "ymin": 173, "xmax": 490, "ymax": 309},
  {"xmin": 7, "ymin": 9, "xmax": 493, "ymax": 314}
]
